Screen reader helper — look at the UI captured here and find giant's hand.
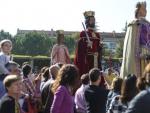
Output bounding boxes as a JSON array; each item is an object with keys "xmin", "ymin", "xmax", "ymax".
[{"xmin": 87, "ymin": 40, "xmax": 93, "ymax": 48}]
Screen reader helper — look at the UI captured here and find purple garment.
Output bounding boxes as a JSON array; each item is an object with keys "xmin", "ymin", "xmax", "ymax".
[
  {"xmin": 134, "ymin": 19, "xmax": 150, "ymax": 76},
  {"xmin": 139, "ymin": 23, "xmax": 150, "ymax": 50},
  {"xmin": 50, "ymin": 85, "xmax": 74, "ymax": 113},
  {"xmin": 74, "ymin": 85, "xmax": 87, "ymax": 113}
]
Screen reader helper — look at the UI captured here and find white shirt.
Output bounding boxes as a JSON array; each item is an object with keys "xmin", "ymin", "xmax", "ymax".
[{"xmin": 0, "ymin": 52, "xmax": 11, "ymax": 75}]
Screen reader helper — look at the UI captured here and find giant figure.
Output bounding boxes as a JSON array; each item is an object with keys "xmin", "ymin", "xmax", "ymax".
[
  {"xmin": 120, "ymin": 1, "xmax": 150, "ymax": 78},
  {"xmin": 74, "ymin": 11, "xmax": 102, "ymax": 76}
]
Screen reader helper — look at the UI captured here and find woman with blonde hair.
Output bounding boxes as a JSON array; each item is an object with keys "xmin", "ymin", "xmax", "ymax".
[
  {"xmin": 137, "ymin": 63, "xmax": 150, "ymax": 91},
  {"xmin": 106, "ymin": 77, "xmax": 123, "ymax": 112}
]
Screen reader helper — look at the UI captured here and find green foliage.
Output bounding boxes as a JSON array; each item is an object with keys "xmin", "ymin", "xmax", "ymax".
[
  {"xmin": 12, "ymin": 31, "xmax": 76, "ymax": 56},
  {"xmin": 13, "ymin": 31, "xmax": 56, "ymax": 56},
  {"xmin": 103, "ymin": 49, "xmax": 111, "ymax": 56},
  {"xmin": 0, "ymin": 30, "xmax": 12, "ymax": 40},
  {"xmin": 115, "ymin": 39, "xmax": 124, "ymax": 58},
  {"xmin": 64, "ymin": 35, "xmax": 76, "ymax": 55},
  {"xmin": 102, "ymin": 43, "xmax": 112, "ymax": 57}
]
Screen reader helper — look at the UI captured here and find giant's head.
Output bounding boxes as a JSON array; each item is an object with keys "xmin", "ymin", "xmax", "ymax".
[
  {"xmin": 56, "ymin": 30, "xmax": 64, "ymax": 44},
  {"xmin": 135, "ymin": 1, "xmax": 147, "ymax": 19},
  {"xmin": 84, "ymin": 11, "xmax": 95, "ymax": 29}
]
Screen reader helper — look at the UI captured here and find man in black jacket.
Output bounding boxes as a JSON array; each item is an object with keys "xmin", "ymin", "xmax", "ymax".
[{"xmin": 84, "ymin": 68, "xmax": 108, "ymax": 113}]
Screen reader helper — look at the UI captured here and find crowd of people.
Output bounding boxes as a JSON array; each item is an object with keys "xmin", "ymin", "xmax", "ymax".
[
  {"xmin": 0, "ymin": 1, "xmax": 150, "ymax": 113},
  {"xmin": 1, "ymin": 61, "xmax": 150, "ymax": 113}
]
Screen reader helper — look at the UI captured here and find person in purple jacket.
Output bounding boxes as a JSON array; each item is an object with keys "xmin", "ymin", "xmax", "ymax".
[{"xmin": 50, "ymin": 64, "xmax": 79, "ymax": 113}]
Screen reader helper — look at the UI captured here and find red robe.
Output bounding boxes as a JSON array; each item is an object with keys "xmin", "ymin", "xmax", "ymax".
[{"xmin": 74, "ymin": 29, "xmax": 102, "ymax": 76}]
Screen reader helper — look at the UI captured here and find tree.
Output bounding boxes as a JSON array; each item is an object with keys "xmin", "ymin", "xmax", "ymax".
[
  {"xmin": 12, "ymin": 31, "xmax": 76, "ymax": 56},
  {"xmin": 115, "ymin": 39, "xmax": 124, "ymax": 58},
  {"xmin": 0, "ymin": 30, "xmax": 12, "ymax": 40},
  {"xmin": 13, "ymin": 31, "xmax": 56, "ymax": 56},
  {"xmin": 64, "ymin": 35, "xmax": 76, "ymax": 55}
]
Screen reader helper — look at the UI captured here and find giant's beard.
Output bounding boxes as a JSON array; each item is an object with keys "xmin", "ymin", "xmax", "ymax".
[{"xmin": 88, "ymin": 23, "xmax": 95, "ymax": 28}]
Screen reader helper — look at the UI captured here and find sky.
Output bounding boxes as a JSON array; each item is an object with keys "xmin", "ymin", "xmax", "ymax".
[{"xmin": 0, "ymin": 0, "xmax": 149, "ymax": 35}]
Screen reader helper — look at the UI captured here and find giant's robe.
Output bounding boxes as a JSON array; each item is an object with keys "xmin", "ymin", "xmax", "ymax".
[
  {"xmin": 120, "ymin": 18, "xmax": 150, "ymax": 78},
  {"xmin": 51, "ymin": 44, "xmax": 70, "ymax": 65},
  {"xmin": 74, "ymin": 29, "xmax": 102, "ymax": 76}
]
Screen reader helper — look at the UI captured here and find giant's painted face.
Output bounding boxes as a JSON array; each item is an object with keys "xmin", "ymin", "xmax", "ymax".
[
  {"xmin": 139, "ymin": 5, "xmax": 147, "ymax": 17},
  {"xmin": 57, "ymin": 34, "xmax": 64, "ymax": 44},
  {"xmin": 88, "ymin": 16, "xmax": 95, "ymax": 28}
]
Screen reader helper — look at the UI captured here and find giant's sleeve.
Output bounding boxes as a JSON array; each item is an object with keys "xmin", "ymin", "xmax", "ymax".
[
  {"xmin": 51, "ymin": 45, "xmax": 58, "ymax": 65},
  {"xmin": 64, "ymin": 46, "xmax": 70, "ymax": 63}
]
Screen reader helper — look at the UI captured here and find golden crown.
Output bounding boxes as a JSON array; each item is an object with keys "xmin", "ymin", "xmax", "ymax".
[{"xmin": 84, "ymin": 11, "xmax": 95, "ymax": 18}]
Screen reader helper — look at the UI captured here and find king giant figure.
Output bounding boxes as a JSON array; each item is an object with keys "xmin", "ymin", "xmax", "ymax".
[{"xmin": 74, "ymin": 11, "xmax": 102, "ymax": 76}]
